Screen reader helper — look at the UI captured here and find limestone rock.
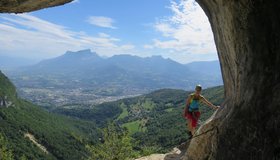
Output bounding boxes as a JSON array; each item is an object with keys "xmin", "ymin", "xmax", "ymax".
[
  {"xmin": 183, "ymin": 0, "xmax": 280, "ymax": 159},
  {"xmin": 135, "ymin": 154, "xmax": 166, "ymax": 160},
  {"xmin": 0, "ymin": 96, "xmax": 13, "ymax": 108},
  {"xmin": 135, "ymin": 141, "xmax": 189, "ymax": 160},
  {"xmin": 0, "ymin": 0, "xmax": 73, "ymax": 13},
  {"xmin": 184, "ymin": 111, "xmax": 219, "ymax": 160}
]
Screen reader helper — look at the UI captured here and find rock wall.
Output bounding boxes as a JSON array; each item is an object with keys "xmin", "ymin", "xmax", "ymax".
[
  {"xmin": 0, "ymin": 96, "xmax": 13, "ymax": 107},
  {"xmin": 184, "ymin": 0, "xmax": 280, "ymax": 159},
  {"xmin": 0, "ymin": 0, "xmax": 72, "ymax": 13}
]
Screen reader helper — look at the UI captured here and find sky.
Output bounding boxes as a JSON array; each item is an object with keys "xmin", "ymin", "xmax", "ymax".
[{"xmin": 0, "ymin": 0, "xmax": 218, "ymax": 64}]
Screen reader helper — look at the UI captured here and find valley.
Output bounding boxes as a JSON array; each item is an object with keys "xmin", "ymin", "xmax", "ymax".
[
  {"xmin": 5, "ymin": 49, "xmax": 222, "ymax": 107},
  {"xmin": 0, "ymin": 70, "xmax": 224, "ymax": 159}
]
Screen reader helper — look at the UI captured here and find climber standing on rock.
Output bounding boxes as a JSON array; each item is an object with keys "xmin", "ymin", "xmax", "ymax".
[{"xmin": 184, "ymin": 85, "xmax": 219, "ymax": 139}]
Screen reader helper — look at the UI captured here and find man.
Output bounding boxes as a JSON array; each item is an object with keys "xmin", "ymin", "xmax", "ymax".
[{"xmin": 184, "ymin": 85, "xmax": 219, "ymax": 139}]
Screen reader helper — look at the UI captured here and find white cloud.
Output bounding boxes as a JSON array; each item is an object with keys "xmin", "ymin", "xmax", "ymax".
[
  {"xmin": 70, "ymin": 0, "xmax": 80, "ymax": 4},
  {"xmin": 154, "ymin": 23, "xmax": 175, "ymax": 37},
  {"xmin": 145, "ymin": 0, "xmax": 217, "ymax": 62},
  {"xmin": 0, "ymin": 14, "xmax": 133, "ymax": 59},
  {"xmin": 87, "ymin": 16, "xmax": 116, "ymax": 29},
  {"xmin": 143, "ymin": 45, "xmax": 154, "ymax": 49},
  {"xmin": 98, "ymin": 32, "xmax": 110, "ymax": 38},
  {"xmin": 120, "ymin": 44, "xmax": 135, "ymax": 50}
]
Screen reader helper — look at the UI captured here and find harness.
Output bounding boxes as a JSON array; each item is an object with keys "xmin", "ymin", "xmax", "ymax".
[{"xmin": 188, "ymin": 93, "xmax": 202, "ymax": 112}]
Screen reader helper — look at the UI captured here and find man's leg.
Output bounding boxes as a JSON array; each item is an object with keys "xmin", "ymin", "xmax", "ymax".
[
  {"xmin": 191, "ymin": 127, "xmax": 195, "ymax": 136},
  {"xmin": 187, "ymin": 119, "xmax": 194, "ymax": 137}
]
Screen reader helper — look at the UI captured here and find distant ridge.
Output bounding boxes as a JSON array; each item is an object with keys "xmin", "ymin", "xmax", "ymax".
[{"xmin": 7, "ymin": 49, "xmax": 223, "ymax": 105}]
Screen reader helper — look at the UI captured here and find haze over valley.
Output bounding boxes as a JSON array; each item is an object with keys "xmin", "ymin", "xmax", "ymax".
[{"xmin": 5, "ymin": 49, "xmax": 222, "ymax": 107}]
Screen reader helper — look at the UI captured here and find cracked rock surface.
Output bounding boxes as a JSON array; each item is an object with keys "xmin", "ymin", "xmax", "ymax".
[
  {"xmin": 0, "ymin": 0, "xmax": 72, "ymax": 13},
  {"xmin": 183, "ymin": 0, "xmax": 280, "ymax": 159}
]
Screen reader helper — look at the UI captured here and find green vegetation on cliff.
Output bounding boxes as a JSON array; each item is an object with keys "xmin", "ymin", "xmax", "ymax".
[
  {"xmin": 87, "ymin": 123, "xmax": 136, "ymax": 160},
  {"xmin": 54, "ymin": 86, "xmax": 224, "ymax": 153},
  {"xmin": 0, "ymin": 71, "xmax": 99, "ymax": 160},
  {"xmin": 1, "ymin": 70, "xmax": 224, "ymax": 158},
  {"xmin": 0, "ymin": 133, "xmax": 14, "ymax": 160}
]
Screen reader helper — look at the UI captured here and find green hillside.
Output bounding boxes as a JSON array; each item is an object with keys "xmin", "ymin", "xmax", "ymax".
[
  {"xmin": 1, "ymin": 69, "xmax": 224, "ymax": 158},
  {"xmin": 0, "ymin": 71, "xmax": 17, "ymax": 104},
  {"xmin": 0, "ymin": 71, "xmax": 99, "ymax": 160},
  {"xmin": 53, "ymin": 86, "xmax": 224, "ymax": 153},
  {"xmin": 117, "ymin": 86, "xmax": 224, "ymax": 152}
]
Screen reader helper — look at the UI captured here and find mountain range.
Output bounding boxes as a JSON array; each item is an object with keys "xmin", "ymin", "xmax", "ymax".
[{"xmin": 6, "ymin": 49, "xmax": 223, "ymax": 106}]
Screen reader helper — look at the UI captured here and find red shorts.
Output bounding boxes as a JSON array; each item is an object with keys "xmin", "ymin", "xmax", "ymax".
[{"xmin": 185, "ymin": 111, "xmax": 201, "ymax": 128}]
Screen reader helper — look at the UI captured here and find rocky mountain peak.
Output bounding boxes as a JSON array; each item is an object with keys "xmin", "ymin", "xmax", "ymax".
[{"xmin": 64, "ymin": 49, "xmax": 99, "ymax": 58}]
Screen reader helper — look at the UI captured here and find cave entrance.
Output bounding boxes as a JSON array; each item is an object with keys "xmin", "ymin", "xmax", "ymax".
[
  {"xmin": 0, "ymin": 0, "xmax": 223, "ymax": 106},
  {"xmin": 1, "ymin": 0, "xmax": 279, "ymax": 159}
]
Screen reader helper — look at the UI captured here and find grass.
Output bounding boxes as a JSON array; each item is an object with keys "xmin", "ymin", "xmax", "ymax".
[
  {"xmin": 117, "ymin": 103, "xmax": 129, "ymax": 120},
  {"xmin": 122, "ymin": 120, "xmax": 146, "ymax": 135},
  {"xmin": 142, "ymin": 100, "xmax": 156, "ymax": 110}
]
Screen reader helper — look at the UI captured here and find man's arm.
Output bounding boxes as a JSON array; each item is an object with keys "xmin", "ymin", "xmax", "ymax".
[
  {"xmin": 201, "ymin": 96, "xmax": 219, "ymax": 110},
  {"xmin": 183, "ymin": 95, "xmax": 192, "ymax": 117}
]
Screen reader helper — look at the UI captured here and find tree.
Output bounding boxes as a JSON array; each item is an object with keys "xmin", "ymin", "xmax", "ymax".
[
  {"xmin": 87, "ymin": 123, "xmax": 135, "ymax": 160},
  {"xmin": 0, "ymin": 134, "xmax": 13, "ymax": 160}
]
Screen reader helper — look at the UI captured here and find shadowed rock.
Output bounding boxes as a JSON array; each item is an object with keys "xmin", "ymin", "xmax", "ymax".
[
  {"xmin": 0, "ymin": 0, "xmax": 73, "ymax": 13},
  {"xmin": 184, "ymin": 0, "xmax": 280, "ymax": 159}
]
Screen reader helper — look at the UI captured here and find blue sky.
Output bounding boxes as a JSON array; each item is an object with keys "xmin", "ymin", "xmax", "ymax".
[{"xmin": 0, "ymin": 0, "xmax": 218, "ymax": 64}]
